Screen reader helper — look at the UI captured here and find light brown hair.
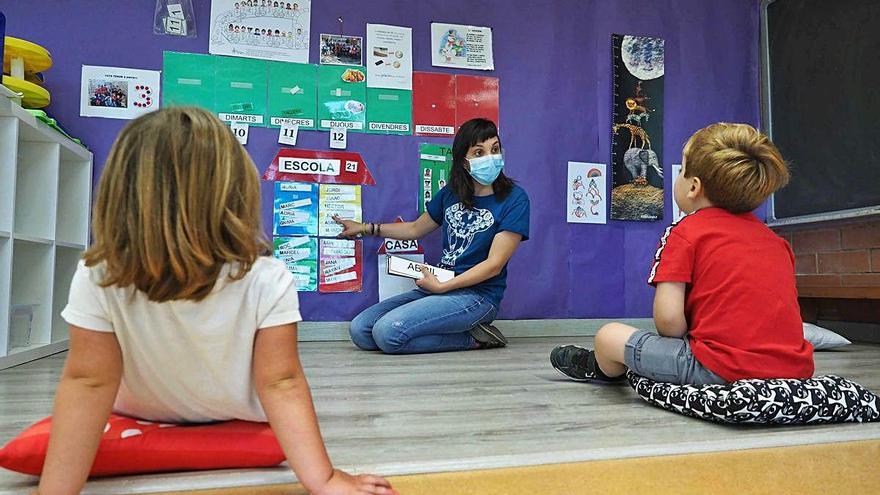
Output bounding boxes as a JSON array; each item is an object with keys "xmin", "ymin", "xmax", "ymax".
[
  {"xmin": 683, "ymin": 123, "xmax": 789, "ymax": 213},
  {"xmin": 84, "ymin": 107, "xmax": 269, "ymax": 302}
]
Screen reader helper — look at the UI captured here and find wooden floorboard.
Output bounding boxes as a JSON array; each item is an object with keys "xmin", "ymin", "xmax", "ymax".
[{"xmin": 1, "ymin": 336, "xmax": 878, "ymax": 494}]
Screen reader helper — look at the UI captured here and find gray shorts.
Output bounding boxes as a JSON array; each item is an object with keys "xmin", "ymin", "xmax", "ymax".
[{"xmin": 623, "ymin": 329, "xmax": 727, "ymax": 386}]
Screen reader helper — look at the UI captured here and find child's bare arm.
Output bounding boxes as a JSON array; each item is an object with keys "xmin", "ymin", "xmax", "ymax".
[
  {"xmin": 253, "ymin": 323, "xmax": 397, "ymax": 495},
  {"xmin": 37, "ymin": 326, "xmax": 123, "ymax": 495},
  {"xmin": 653, "ymin": 282, "xmax": 688, "ymax": 338}
]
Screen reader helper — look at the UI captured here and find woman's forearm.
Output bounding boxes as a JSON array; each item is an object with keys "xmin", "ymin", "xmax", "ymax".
[
  {"xmin": 361, "ymin": 220, "xmax": 419, "ymax": 240},
  {"xmin": 440, "ymin": 259, "xmax": 502, "ymax": 292}
]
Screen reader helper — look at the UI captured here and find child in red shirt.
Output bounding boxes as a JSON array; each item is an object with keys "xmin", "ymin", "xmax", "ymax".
[{"xmin": 552, "ymin": 123, "xmax": 814, "ymax": 384}]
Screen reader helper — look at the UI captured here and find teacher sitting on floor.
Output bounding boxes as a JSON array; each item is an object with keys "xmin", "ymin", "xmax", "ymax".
[{"xmin": 334, "ymin": 118, "xmax": 530, "ymax": 354}]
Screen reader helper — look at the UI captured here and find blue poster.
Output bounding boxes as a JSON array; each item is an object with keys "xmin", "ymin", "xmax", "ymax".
[{"xmin": 273, "ymin": 181, "xmax": 319, "ymax": 236}]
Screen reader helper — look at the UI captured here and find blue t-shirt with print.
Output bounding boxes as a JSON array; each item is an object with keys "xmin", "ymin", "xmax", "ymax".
[{"xmin": 426, "ymin": 184, "xmax": 530, "ymax": 306}]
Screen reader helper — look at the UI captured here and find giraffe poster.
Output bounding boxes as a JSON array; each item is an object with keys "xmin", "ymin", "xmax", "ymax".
[{"xmin": 610, "ymin": 34, "xmax": 665, "ymax": 221}]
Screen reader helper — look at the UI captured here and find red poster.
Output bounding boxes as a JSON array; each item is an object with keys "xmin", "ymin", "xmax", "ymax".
[
  {"xmin": 319, "ymin": 238, "xmax": 363, "ymax": 293},
  {"xmin": 262, "ymin": 149, "xmax": 376, "ymax": 185},
  {"xmin": 454, "ymin": 75, "xmax": 499, "ymax": 129},
  {"xmin": 413, "ymin": 72, "xmax": 456, "ymax": 137}
]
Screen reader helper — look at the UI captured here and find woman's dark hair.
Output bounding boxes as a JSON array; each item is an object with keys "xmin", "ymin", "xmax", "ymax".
[{"xmin": 449, "ymin": 118, "xmax": 515, "ymax": 209}]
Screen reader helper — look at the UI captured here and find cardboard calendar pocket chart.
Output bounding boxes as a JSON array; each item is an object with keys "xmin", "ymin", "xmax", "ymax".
[
  {"xmin": 163, "ymin": 52, "xmax": 217, "ymax": 110},
  {"xmin": 366, "ymin": 88, "xmax": 412, "ymax": 135},
  {"xmin": 412, "ymin": 72, "xmax": 455, "ymax": 137},
  {"xmin": 454, "ymin": 75, "xmax": 499, "ymax": 130},
  {"xmin": 267, "ymin": 61, "xmax": 317, "ymax": 130},
  {"xmin": 317, "ymin": 64, "xmax": 367, "ymax": 132},
  {"xmin": 214, "ymin": 56, "xmax": 268, "ymax": 127}
]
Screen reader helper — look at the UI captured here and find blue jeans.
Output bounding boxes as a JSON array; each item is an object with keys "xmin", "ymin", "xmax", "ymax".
[{"xmin": 349, "ymin": 289, "xmax": 499, "ymax": 354}]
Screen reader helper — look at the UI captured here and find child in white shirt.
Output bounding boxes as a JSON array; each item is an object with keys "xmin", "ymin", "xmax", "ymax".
[{"xmin": 37, "ymin": 107, "xmax": 396, "ymax": 495}]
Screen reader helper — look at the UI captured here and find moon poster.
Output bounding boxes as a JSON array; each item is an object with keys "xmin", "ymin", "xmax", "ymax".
[{"xmin": 610, "ymin": 34, "xmax": 665, "ymax": 221}]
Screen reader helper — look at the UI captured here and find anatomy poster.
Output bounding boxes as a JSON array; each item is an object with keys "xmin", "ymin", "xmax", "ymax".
[
  {"xmin": 430, "ymin": 23, "xmax": 494, "ymax": 70},
  {"xmin": 567, "ymin": 162, "xmax": 606, "ymax": 224},
  {"xmin": 209, "ymin": 0, "xmax": 311, "ymax": 63},
  {"xmin": 610, "ymin": 34, "xmax": 665, "ymax": 221}
]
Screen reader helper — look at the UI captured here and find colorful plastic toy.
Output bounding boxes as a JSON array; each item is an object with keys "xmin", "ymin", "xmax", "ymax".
[{"xmin": 2, "ymin": 36, "xmax": 52, "ymax": 108}]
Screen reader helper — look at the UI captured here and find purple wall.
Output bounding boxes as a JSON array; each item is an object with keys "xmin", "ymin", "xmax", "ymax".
[{"xmin": 2, "ymin": 0, "xmax": 761, "ymax": 321}]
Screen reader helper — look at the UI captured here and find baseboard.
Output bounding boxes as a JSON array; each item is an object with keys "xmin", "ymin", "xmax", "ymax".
[
  {"xmin": 817, "ymin": 320, "xmax": 880, "ymax": 344},
  {"xmin": 297, "ymin": 318, "xmax": 656, "ymax": 342}
]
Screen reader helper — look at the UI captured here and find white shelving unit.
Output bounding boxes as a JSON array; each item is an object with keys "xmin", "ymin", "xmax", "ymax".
[{"xmin": 0, "ymin": 87, "xmax": 93, "ymax": 370}]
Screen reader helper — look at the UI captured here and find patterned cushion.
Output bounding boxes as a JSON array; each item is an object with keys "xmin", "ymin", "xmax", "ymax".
[{"xmin": 626, "ymin": 372, "xmax": 880, "ymax": 425}]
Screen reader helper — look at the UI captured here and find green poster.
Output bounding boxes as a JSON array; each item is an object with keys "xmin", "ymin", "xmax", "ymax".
[
  {"xmin": 162, "ymin": 52, "xmax": 216, "ymax": 110},
  {"xmin": 366, "ymin": 88, "xmax": 412, "ymax": 135},
  {"xmin": 267, "ymin": 62, "xmax": 318, "ymax": 130},
  {"xmin": 274, "ymin": 236, "xmax": 318, "ymax": 292},
  {"xmin": 418, "ymin": 143, "xmax": 453, "ymax": 215},
  {"xmin": 317, "ymin": 65, "xmax": 367, "ymax": 132},
  {"xmin": 214, "ymin": 56, "xmax": 268, "ymax": 127}
]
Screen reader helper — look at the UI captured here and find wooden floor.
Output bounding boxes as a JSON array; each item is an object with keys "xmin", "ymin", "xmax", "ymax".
[{"xmin": 1, "ymin": 336, "xmax": 879, "ymax": 494}]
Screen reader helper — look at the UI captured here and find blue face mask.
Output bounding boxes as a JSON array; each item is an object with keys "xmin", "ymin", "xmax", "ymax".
[{"xmin": 467, "ymin": 154, "xmax": 504, "ymax": 185}]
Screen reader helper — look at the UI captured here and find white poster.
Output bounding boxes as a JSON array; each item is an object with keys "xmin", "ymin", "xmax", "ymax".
[
  {"xmin": 567, "ymin": 162, "xmax": 607, "ymax": 224},
  {"xmin": 378, "ymin": 254, "xmax": 423, "ymax": 301},
  {"xmin": 80, "ymin": 66, "xmax": 160, "ymax": 120},
  {"xmin": 430, "ymin": 22, "xmax": 494, "ymax": 70},
  {"xmin": 670, "ymin": 164, "xmax": 686, "ymax": 222},
  {"xmin": 209, "ymin": 0, "xmax": 311, "ymax": 63},
  {"xmin": 367, "ymin": 24, "xmax": 413, "ymax": 90}
]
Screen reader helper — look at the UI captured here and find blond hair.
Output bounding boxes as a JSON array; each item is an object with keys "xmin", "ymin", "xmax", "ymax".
[
  {"xmin": 84, "ymin": 107, "xmax": 269, "ymax": 302},
  {"xmin": 683, "ymin": 123, "xmax": 789, "ymax": 213}
]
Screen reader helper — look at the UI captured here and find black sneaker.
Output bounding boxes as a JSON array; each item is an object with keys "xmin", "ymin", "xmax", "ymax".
[
  {"xmin": 550, "ymin": 345, "xmax": 599, "ymax": 381},
  {"xmin": 550, "ymin": 345, "xmax": 625, "ymax": 382},
  {"xmin": 469, "ymin": 323, "xmax": 508, "ymax": 349}
]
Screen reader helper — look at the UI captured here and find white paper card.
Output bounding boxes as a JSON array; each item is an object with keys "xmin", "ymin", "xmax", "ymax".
[
  {"xmin": 167, "ymin": 4, "xmax": 185, "ymax": 19},
  {"xmin": 325, "ymin": 271, "xmax": 358, "ymax": 284},
  {"xmin": 278, "ymin": 123, "xmax": 299, "ymax": 146},
  {"xmin": 378, "ymin": 254, "xmax": 423, "ymax": 301},
  {"xmin": 323, "ymin": 257, "xmax": 357, "ymax": 275},
  {"xmin": 278, "ymin": 236, "xmax": 311, "ymax": 249},
  {"xmin": 387, "ymin": 255, "xmax": 455, "ymax": 283},
  {"xmin": 230, "ymin": 122, "xmax": 249, "ymax": 145},
  {"xmin": 323, "ymin": 247, "xmax": 356, "ymax": 257},
  {"xmin": 329, "ymin": 127, "xmax": 348, "ymax": 149},
  {"xmin": 321, "ymin": 238, "xmax": 354, "ymax": 248}
]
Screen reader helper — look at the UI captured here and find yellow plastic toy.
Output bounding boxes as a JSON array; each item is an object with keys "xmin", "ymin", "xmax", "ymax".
[{"xmin": 2, "ymin": 36, "xmax": 52, "ymax": 108}]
